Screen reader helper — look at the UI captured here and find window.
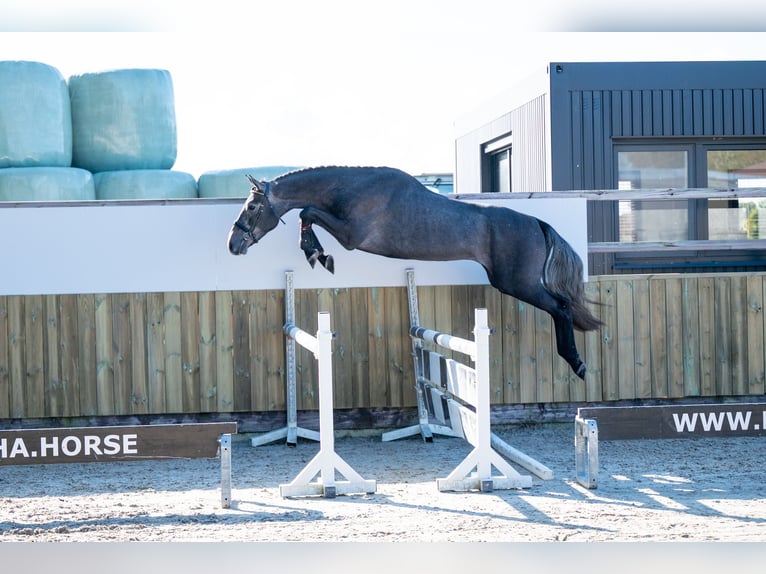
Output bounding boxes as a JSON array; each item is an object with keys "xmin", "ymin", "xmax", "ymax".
[
  {"xmin": 611, "ymin": 141, "xmax": 766, "ymax": 272},
  {"xmin": 491, "ymin": 148, "xmax": 511, "ymax": 193},
  {"xmin": 706, "ymin": 149, "xmax": 766, "ymax": 240},
  {"xmin": 482, "ymin": 134, "xmax": 512, "ymax": 193},
  {"xmin": 617, "ymin": 148, "xmax": 691, "ymax": 242}
]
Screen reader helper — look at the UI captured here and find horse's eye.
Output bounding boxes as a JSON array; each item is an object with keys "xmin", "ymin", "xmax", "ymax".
[{"xmin": 247, "ymin": 204, "xmax": 256, "ymax": 211}]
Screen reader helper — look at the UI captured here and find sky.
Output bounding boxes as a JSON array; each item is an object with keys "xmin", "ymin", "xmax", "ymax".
[{"xmin": 1, "ymin": 1, "xmax": 766, "ymax": 179}]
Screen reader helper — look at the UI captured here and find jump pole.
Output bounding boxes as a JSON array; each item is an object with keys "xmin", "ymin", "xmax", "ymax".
[{"xmin": 251, "ymin": 270, "xmax": 320, "ymax": 447}]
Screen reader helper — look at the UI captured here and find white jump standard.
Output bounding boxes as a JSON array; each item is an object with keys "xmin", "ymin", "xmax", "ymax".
[
  {"xmin": 278, "ymin": 307, "xmax": 376, "ymax": 498},
  {"xmin": 251, "ymin": 270, "xmax": 320, "ymax": 447},
  {"xmin": 383, "ymin": 268, "xmax": 553, "ymax": 491}
]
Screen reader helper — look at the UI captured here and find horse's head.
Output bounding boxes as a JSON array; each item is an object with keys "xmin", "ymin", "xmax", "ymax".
[{"xmin": 227, "ymin": 175, "xmax": 283, "ymax": 255}]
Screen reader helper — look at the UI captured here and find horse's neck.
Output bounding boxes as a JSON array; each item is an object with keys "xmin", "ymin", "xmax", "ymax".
[{"xmin": 270, "ymin": 170, "xmax": 339, "ymax": 213}]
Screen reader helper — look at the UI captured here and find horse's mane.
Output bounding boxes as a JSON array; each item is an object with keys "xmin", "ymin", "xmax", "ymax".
[{"xmin": 273, "ymin": 165, "xmax": 395, "ymax": 182}]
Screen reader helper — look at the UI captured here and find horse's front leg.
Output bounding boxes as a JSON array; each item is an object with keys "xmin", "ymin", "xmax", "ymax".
[{"xmin": 299, "ymin": 217, "xmax": 334, "ymax": 273}]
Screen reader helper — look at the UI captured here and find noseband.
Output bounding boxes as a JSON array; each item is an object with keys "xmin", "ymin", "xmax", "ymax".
[{"xmin": 233, "ymin": 181, "xmax": 284, "ymax": 243}]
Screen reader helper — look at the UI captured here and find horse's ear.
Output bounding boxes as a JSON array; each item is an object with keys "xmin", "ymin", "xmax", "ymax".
[{"xmin": 246, "ymin": 175, "xmax": 266, "ymax": 194}]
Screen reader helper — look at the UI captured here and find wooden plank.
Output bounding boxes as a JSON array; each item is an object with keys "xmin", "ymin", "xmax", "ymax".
[
  {"xmin": 77, "ymin": 294, "xmax": 98, "ymax": 416},
  {"xmin": 578, "ymin": 402, "xmax": 766, "ymax": 440},
  {"xmin": 664, "ymin": 278, "xmax": 685, "ymax": 397},
  {"xmin": 0, "ymin": 422, "xmax": 237, "ymax": 466},
  {"xmin": 534, "ymin": 305, "xmax": 553, "ymax": 403},
  {"xmin": 0, "ymin": 297, "xmax": 10, "ymax": 418},
  {"xmin": 484, "ymin": 286, "xmax": 506, "ymax": 405},
  {"xmin": 146, "ymin": 293, "xmax": 166, "ymax": 413},
  {"xmin": 129, "ymin": 294, "xmax": 148, "ymax": 414},
  {"xmin": 180, "ymin": 291, "xmax": 200, "ymax": 413},
  {"xmin": 697, "ymin": 277, "xmax": 716, "ymax": 397},
  {"xmin": 94, "ymin": 294, "xmax": 114, "ymax": 416},
  {"xmin": 517, "ymin": 299, "xmax": 537, "ymax": 402},
  {"xmin": 501, "ymin": 293, "xmax": 521, "ymax": 404},
  {"xmin": 214, "ymin": 291, "xmax": 234, "ymax": 412},
  {"xmin": 111, "ymin": 293, "xmax": 132, "ymax": 416},
  {"xmin": 384, "ymin": 286, "xmax": 406, "ymax": 407},
  {"xmin": 632, "ymin": 278, "xmax": 652, "ymax": 398},
  {"xmin": 615, "ymin": 280, "xmax": 635, "ymax": 399},
  {"xmin": 331, "ymin": 287, "xmax": 353, "ymax": 408},
  {"xmin": 23, "ymin": 295, "xmax": 44, "ymax": 418},
  {"xmin": 60, "ymin": 294, "xmax": 84, "ymax": 416},
  {"xmin": 44, "ymin": 296, "xmax": 62, "ymax": 417},
  {"xmin": 599, "ymin": 280, "xmax": 618, "ymax": 401},
  {"xmin": 582, "ymin": 281, "xmax": 602, "ymax": 402},
  {"xmin": 747, "ymin": 275, "xmax": 765, "ymax": 394},
  {"xmin": 163, "ymin": 292, "xmax": 183, "ymax": 413},
  {"xmin": 649, "ymin": 277, "xmax": 669, "ymax": 397},
  {"xmin": 714, "ymin": 276, "xmax": 733, "ymax": 396},
  {"xmin": 298, "ymin": 287, "xmax": 319, "ymax": 410},
  {"xmin": 231, "ymin": 290, "xmax": 252, "ymax": 411},
  {"xmin": 248, "ymin": 290, "xmax": 268, "ymax": 411},
  {"xmin": 198, "ymin": 291, "xmax": 217, "ymax": 412},
  {"xmin": 365, "ymin": 287, "xmax": 387, "ymax": 408},
  {"xmin": 350, "ymin": 287, "xmax": 370, "ymax": 407},
  {"xmin": 264, "ymin": 288, "xmax": 286, "ymax": 411},
  {"xmin": 399, "ymin": 285, "xmax": 416, "ymax": 407},
  {"xmin": 432, "ymin": 285, "xmax": 454, "ymax": 361},
  {"xmin": 730, "ymin": 274, "xmax": 748, "ymax": 395},
  {"xmin": 450, "ymin": 285, "xmax": 470, "ymax": 343},
  {"xmin": 682, "ymin": 277, "xmax": 701, "ymax": 396}
]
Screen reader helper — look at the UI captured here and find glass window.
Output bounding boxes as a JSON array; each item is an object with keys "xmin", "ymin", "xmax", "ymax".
[
  {"xmin": 491, "ymin": 148, "xmax": 511, "ymax": 193},
  {"xmin": 707, "ymin": 149, "xmax": 766, "ymax": 240},
  {"xmin": 617, "ymin": 150, "xmax": 689, "ymax": 242}
]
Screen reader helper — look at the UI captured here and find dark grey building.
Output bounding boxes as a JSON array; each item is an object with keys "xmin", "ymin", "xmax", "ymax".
[{"xmin": 455, "ymin": 61, "xmax": 766, "ymax": 274}]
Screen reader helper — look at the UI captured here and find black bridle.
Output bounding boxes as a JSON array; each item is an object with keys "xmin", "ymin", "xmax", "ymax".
[{"xmin": 233, "ymin": 181, "xmax": 284, "ymax": 243}]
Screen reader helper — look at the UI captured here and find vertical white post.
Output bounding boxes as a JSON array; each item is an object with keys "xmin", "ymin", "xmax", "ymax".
[
  {"xmin": 473, "ymin": 308, "xmax": 492, "ymax": 482},
  {"xmin": 316, "ymin": 312, "xmax": 336, "ymax": 487},
  {"xmin": 219, "ymin": 433, "xmax": 232, "ymax": 508},
  {"xmin": 285, "ymin": 270, "xmax": 298, "ymax": 444}
]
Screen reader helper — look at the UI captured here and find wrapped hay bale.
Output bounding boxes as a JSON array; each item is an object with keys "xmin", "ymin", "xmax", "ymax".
[
  {"xmin": 0, "ymin": 61, "xmax": 72, "ymax": 168},
  {"xmin": 94, "ymin": 170, "xmax": 197, "ymax": 200},
  {"xmin": 0, "ymin": 167, "xmax": 95, "ymax": 201},
  {"xmin": 197, "ymin": 166, "xmax": 301, "ymax": 198},
  {"xmin": 69, "ymin": 69, "xmax": 177, "ymax": 172}
]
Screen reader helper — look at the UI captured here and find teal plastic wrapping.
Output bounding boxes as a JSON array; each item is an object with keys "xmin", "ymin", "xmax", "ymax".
[
  {"xmin": 0, "ymin": 167, "xmax": 95, "ymax": 201},
  {"xmin": 0, "ymin": 61, "xmax": 72, "ymax": 168},
  {"xmin": 197, "ymin": 166, "xmax": 301, "ymax": 198},
  {"xmin": 94, "ymin": 170, "xmax": 197, "ymax": 200},
  {"xmin": 69, "ymin": 69, "xmax": 177, "ymax": 172}
]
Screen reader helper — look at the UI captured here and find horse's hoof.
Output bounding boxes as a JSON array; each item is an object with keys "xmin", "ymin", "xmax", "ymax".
[
  {"xmin": 305, "ymin": 250, "xmax": 318, "ymax": 268},
  {"xmin": 575, "ymin": 363, "xmax": 586, "ymax": 380},
  {"xmin": 324, "ymin": 255, "xmax": 334, "ymax": 274}
]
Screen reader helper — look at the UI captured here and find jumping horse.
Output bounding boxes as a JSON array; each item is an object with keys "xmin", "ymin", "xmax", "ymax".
[{"xmin": 227, "ymin": 166, "xmax": 601, "ymax": 379}]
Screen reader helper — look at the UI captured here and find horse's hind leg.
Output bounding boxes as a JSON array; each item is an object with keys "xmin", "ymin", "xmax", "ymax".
[
  {"xmin": 507, "ymin": 282, "xmax": 586, "ymax": 379},
  {"xmin": 550, "ymin": 305, "xmax": 586, "ymax": 380},
  {"xmin": 299, "ymin": 221, "xmax": 334, "ymax": 273}
]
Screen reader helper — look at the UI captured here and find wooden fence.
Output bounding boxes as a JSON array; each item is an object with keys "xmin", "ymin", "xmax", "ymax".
[{"xmin": 1, "ymin": 272, "xmax": 765, "ymax": 421}]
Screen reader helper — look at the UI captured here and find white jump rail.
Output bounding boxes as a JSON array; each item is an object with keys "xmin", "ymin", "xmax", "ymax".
[
  {"xmin": 382, "ymin": 269, "xmax": 553, "ymax": 491},
  {"xmin": 278, "ymin": 308, "xmax": 376, "ymax": 498}
]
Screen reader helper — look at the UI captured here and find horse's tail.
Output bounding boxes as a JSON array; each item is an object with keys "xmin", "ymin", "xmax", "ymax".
[{"xmin": 538, "ymin": 220, "xmax": 603, "ymax": 331}]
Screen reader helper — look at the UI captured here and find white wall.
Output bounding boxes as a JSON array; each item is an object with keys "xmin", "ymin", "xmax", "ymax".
[{"xmin": 0, "ymin": 196, "xmax": 586, "ymax": 296}]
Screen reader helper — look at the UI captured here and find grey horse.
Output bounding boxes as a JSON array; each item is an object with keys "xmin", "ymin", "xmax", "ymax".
[{"xmin": 227, "ymin": 166, "xmax": 601, "ymax": 378}]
